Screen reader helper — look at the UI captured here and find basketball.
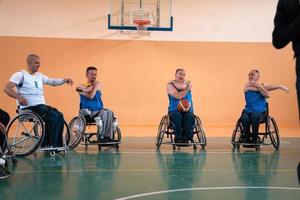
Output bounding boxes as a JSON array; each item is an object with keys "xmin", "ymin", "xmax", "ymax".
[{"xmin": 177, "ymin": 99, "xmax": 191, "ymax": 112}]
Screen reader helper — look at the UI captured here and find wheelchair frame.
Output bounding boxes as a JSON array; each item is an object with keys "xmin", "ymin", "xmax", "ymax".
[
  {"xmin": 231, "ymin": 103, "xmax": 280, "ymax": 151},
  {"xmin": 68, "ymin": 115, "xmax": 121, "ymax": 151},
  {"xmin": 6, "ymin": 109, "xmax": 70, "ymax": 157},
  {"xmin": 156, "ymin": 114, "xmax": 207, "ymax": 150}
]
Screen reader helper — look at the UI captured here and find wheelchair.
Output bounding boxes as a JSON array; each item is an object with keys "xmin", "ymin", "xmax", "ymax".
[
  {"xmin": 0, "ymin": 123, "xmax": 17, "ymax": 171},
  {"xmin": 68, "ymin": 114, "xmax": 121, "ymax": 151},
  {"xmin": 156, "ymin": 114, "xmax": 207, "ymax": 150},
  {"xmin": 231, "ymin": 103, "xmax": 280, "ymax": 151},
  {"xmin": 6, "ymin": 109, "xmax": 70, "ymax": 157}
]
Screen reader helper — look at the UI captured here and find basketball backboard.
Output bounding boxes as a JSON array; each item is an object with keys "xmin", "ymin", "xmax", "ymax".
[{"xmin": 108, "ymin": 0, "xmax": 173, "ymax": 31}]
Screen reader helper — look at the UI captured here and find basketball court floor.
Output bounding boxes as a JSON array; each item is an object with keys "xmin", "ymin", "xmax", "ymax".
[
  {"xmin": 1, "ymin": 0, "xmax": 300, "ymax": 200},
  {"xmin": 1, "ymin": 137, "xmax": 299, "ymax": 200}
]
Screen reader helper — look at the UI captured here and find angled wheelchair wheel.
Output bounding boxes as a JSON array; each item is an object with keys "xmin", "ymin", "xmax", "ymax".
[
  {"xmin": 63, "ymin": 120, "xmax": 71, "ymax": 147},
  {"xmin": 68, "ymin": 115, "xmax": 86, "ymax": 149},
  {"xmin": 114, "ymin": 126, "xmax": 122, "ymax": 150},
  {"xmin": 268, "ymin": 117, "xmax": 280, "ymax": 150},
  {"xmin": 231, "ymin": 120, "xmax": 243, "ymax": 149},
  {"xmin": 156, "ymin": 115, "xmax": 168, "ymax": 149},
  {"xmin": 7, "ymin": 112, "xmax": 45, "ymax": 157},
  {"xmin": 114, "ymin": 126, "xmax": 122, "ymax": 143},
  {"xmin": 0, "ymin": 124, "xmax": 7, "ymax": 157},
  {"xmin": 194, "ymin": 116, "xmax": 207, "ymax": 150}
]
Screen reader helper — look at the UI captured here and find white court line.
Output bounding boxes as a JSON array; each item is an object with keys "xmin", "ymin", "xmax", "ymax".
[
  {"xmin": 74, "ymin": 149, "xmax": 300, "ymax": 154},
  {"xmin": 115, "ymin": 186, "xmax": 300, "ymax": 200}
]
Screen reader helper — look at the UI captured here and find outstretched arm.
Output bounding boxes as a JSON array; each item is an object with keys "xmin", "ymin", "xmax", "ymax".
[
  {"xmin": 245, "ymin": 82, "xmax": 270, "ymax": 98},
  {"xmin": 42, "ymin": 74, "xmax": 73, "ymax": 86},
  {"xmin": 263, "ymin": 84, "xmax": 289, "ymax": 93}
]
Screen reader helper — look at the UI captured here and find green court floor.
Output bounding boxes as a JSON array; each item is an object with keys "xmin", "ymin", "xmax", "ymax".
[{"xmin": 1, "ymin": 137, "xmax": 300, "ymax": 200}]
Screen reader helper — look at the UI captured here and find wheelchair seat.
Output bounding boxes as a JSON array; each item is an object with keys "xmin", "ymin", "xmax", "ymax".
[{"xmin": 83, "ymin": 114, "xmax": 97, "ymax": 125}]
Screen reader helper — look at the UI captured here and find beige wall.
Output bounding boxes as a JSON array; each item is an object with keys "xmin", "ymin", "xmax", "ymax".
[
  {"xmin": 0, "ymin": 0, "xmax": 298, "ymax": 137},
  {"xmin": 0, "ymin": 0, "xmax": 277, "ymax": 42},
  {"xmin": 0, "ymin": 36, "xmax": 297, "ymax": 137}
]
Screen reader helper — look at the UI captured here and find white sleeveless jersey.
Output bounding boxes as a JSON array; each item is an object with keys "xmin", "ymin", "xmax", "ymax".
[{"xmin": 9, "ymin": 70, "xmax": 64, "ymax": 109}]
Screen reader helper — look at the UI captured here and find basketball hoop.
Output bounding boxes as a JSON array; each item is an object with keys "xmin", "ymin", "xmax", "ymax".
[{"xmin": 133, "ymin": 19, "xmax": 151, "ymax": 33}]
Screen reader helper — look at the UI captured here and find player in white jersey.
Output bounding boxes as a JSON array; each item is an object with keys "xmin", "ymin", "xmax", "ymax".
[{"xmin": 4, "ymin": 54, "xmax": 73, "ymax": 148}]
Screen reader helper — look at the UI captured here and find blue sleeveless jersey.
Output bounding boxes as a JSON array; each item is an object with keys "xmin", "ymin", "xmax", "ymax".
[
  {"xmin": 80, "ymin": 90, "xmax": 103, "ymax": 111},
  {"xmin": 168, "ymin": 91, "xmax": 194, "ymax": 112},
  {"xmin": 245, "ymin": 91, "xmax": 266, "ymax": 113}
]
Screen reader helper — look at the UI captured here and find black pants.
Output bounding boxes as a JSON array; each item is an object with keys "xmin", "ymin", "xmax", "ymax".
[
  {"xmin": 296, "ymin": 56, "xmax": 300, "ymax": 121},
  {"xmin": 240, "ymin": 111, "xmax": 264, "ymax": 143},
  {"xmin": 0, "ymin": 109, "xmax": 10, "ymax": 153},
  {"xmin": 169, "ymin": 111, "xmax": 194, "ymax": 142},
  {"xmin": 25, "ymin": 104, "xmax": 64, "ymax": 148}
]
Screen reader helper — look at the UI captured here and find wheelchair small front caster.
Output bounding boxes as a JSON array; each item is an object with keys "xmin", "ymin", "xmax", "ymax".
[{"xmin": 50, "ymin": 151, "xmax": 56, "ymax": 157}]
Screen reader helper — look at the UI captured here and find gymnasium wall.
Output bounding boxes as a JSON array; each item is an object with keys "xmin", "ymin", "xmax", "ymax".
[{"xmin": 0, "ymin": 0, "xmax": 298, "ymax": 137}]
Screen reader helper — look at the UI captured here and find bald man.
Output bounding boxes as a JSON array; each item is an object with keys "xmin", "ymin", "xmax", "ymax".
[
  {"xmin": 241, "ymin": 69, "xmax": 289, "ymax": 144},
  {"xmin": 4, "ymin": 54, "xmax": 73, "ymax": 148}
]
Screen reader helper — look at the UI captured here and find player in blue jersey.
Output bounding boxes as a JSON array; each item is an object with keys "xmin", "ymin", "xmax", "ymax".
[
  {"xmin": 167, "ymin": 68, "xmax": 194, "ymax": 144},
  {"xmin": 241, "ymin": 69, "xmax": 289, "ymax": 144},
  {"xmin": 76, "ymin": 66, "xmax": 115, "ymax": 142}
]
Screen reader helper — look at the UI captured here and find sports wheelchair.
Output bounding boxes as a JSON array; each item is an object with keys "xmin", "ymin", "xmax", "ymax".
[
  {"xmin": 6, "ymin": 109, "xmax": 70, "ymax": 157},
  {"xmin": 231, "ymin": 103, "xmax": 279, "ymax": 151},
  {"xmin": 68, "ymin": 114, "xmax": 121, "ymax": 151},
  {"xmin": 156, "ymin": 114, "xmax": 207, "ymax": 150}
]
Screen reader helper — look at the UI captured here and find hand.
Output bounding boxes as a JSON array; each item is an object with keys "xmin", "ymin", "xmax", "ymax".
[
  {"xmin": 280, "ymin": 85, "xmax": 289, "ymax": 94},
  {"xmin": 64, "ymin": 78, "xmax": 73, "ymax": 86},
  {"xmin": 76, "ymin": 87, "xmax": 83, "ymax": 92},
  {"xmin": 18, "ymin": 96, "xmax": 28, "ymax": 106}
]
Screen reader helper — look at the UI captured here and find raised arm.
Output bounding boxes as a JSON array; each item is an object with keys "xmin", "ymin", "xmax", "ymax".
[
  {"xmin": 272, "ymin": 0, "xmax": 300, "ymax": 49},
  {"xmin": 167, "ymin": 81, "xmax": 192, "ymax": 100}
]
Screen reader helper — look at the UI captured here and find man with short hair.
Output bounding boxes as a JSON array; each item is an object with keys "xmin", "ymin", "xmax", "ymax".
[
  {"xmin": 3, "ymin": 54, "xmax": 73, "ymax": 148},
  {"xmin": 167, "ymin": 68, "xmax": 194, "ymax": 144},
  {"xmin": 241, "ymin": 69, "xmax": 289, "ymax": 143},
  {"xmin": 76, "ymin": 66, "xmax": 115, "ymax": 142}
]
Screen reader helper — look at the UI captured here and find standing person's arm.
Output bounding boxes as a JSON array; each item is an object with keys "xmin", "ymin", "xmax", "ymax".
[
  {"xmin": 272, "ymin": 0, "xmax": 300, "ymax": 49},
  {"xmin": 167, "ymin": 81, "xmax": 192, "ymax": 100}
]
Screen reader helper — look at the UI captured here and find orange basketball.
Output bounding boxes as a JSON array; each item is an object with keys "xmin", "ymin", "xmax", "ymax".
[{"xmin": 177, "ymin": 99, "xmax": 191, "ymax": 112}]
